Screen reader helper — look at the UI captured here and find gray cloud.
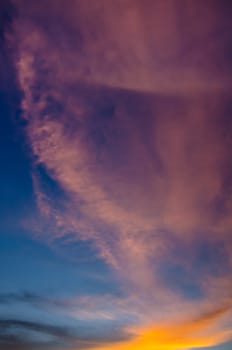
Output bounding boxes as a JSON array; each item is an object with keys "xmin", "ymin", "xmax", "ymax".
[
  {"xmin": 0, "ymin": 318, "xmax": 73, "ymax": 350},
  {"xmin": 0, "ymin": 317, "xmax": 130, "ymax": 350}
]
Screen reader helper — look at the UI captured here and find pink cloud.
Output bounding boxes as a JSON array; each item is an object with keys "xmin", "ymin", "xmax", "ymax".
[{"xmin": 11, "ymin": 1, "xmax": 232, "ymax": 348}]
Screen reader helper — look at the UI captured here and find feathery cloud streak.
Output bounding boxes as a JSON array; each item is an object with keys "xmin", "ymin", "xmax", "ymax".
[{"xmin": 10, "ymin": 0, "xmax": 232, "ymax": 349}]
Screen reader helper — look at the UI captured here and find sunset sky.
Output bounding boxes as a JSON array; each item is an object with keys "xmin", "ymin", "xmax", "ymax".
[{"xmin": 0, "ymin": 1, "xmax": 232, "ymax": 349}]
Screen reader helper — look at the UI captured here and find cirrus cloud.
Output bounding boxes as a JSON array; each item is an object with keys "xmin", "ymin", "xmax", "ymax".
[{"xmin": 8, "ymin": 0, "xmax": 232, "ymax": 349}]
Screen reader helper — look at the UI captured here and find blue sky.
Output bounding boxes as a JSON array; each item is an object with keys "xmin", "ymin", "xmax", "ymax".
[{"xmin": 0, "ymin": 1, "xmax": 232, "ymax": 350}]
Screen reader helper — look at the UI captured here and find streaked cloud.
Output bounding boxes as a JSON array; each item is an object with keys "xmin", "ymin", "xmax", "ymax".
[
  {"xmin": 7, "ymin": 0, "xmax": 232, "ymax": 349},
  {"xmin": 90, "ymin": 306, "xmax": 232, "ymax": 350}
]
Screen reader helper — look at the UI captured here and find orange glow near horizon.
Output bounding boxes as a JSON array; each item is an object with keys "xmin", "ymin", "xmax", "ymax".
[
  {"xmin": 80, "ymin": 303, "xmax": 232, "ymax": 350},
  {"xmin": 88, "ymin": 322, "xmax": 231, "ymax": 350}
]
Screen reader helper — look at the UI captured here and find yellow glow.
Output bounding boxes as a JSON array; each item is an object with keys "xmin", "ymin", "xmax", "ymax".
[
  {"xmin": 90, "ymin": 327, "xmax": 231, "ymax": 350},
  {"xmin": 88, "ymin": 309, "xmax": 232, "ymax": 350}
]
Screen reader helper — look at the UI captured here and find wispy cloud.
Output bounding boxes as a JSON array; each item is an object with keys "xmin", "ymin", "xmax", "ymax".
[
  {"xmin": 0, "ymin": 292, "xmax": 133, "ymax": 349},
  {"xmin": 0, "ymin": 318, "xmax": 74, "ymax": 350},
  {"xmin": 91, "ymin": 304, "xmax": 232, "ymax": 350},
  {"xmin": 8, "ymin": 0, "xmax": 232, "ymax": 349}
]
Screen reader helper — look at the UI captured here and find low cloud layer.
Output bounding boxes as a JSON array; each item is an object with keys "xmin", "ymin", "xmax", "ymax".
[{"xmin": 5, "ymin": 0, "xmax": 232, "ymax": 349}]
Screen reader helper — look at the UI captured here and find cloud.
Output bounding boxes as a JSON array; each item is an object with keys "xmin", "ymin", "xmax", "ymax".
[
  {"xmin": 7, "ymin": 0, "xmax": 232, "ymax": 349},
  {"xmin": 92, "ymin": 306, "xmax": 232, "ymax": 350},
  {"xmin": 12, "ymin": 0, "xmax": 232, "ymax": 95},
  {"xmin": 0, "ymin": 292, "xmax": 46, "ymax": 305},
  {"xmin": 4, "ymin": 295, "xmax": 229, "ymax": 350},
  {"xmin": 0, "ymin": 316, "xmax": 132, "ymax": 350},
  {"xmin": 0, "ymin": 318, "xmax": 74, "ymax": 350}
]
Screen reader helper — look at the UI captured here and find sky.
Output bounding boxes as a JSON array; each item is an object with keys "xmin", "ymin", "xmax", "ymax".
[{"xmin": 0, "ymin": 0, "xmax": 232, "ymax": 349}]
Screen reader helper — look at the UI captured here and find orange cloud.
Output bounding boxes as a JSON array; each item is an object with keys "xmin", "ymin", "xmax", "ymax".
[{"xmin": 86, "ymin": 305, "xmax": 232, "ymax": 350}]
